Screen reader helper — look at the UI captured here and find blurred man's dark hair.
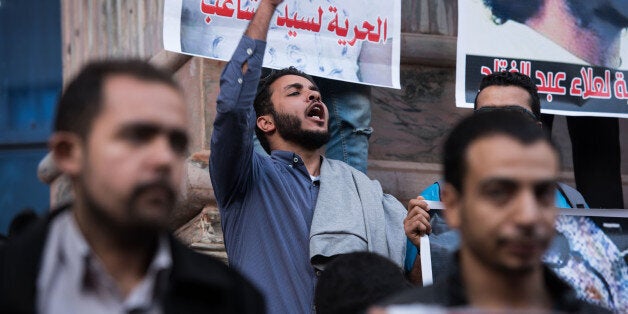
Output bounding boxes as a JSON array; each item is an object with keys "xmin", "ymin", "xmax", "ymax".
[
  {"xmin": 444, "ymin": 109, "xmax": 559, "ymax": 194},
  {"xmin": 54, "ymin": 59, "xmax": 180, "ymax": 139},
  {"xmin": 314, "ymin": 252, "xmax": 411, "ymax": 314}
]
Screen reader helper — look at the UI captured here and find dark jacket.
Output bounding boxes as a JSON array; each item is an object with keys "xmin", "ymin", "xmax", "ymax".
[
  {"xmin": 386, "ymin": 253, "xmax": 612, "ymax": 313},
  {"xmin": 0, "ymin": 207, "xmax": 265, "ymax": 314}
]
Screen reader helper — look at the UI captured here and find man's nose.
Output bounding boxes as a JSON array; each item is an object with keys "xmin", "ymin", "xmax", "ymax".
[
  {"xmin": 512, "ymin": 189, "xmax": 541, "ymax": 225},
  {"xmin": 308, "ymin": 93, "xmax": 321, "ymax": 102},
  {"xmin": 148, "ymin": 135, "xmax": 178, "ymax": 171}
]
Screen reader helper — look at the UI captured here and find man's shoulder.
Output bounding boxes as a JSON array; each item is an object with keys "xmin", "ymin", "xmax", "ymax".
[
  {"xmin": 165, "ymin": 237, "xmax": 265, "ymax": 312},
  {"xmin": 420, "ymin": 181, "xmax": 442, "ymax": 201},
  {"xmin": 168, "ymin": 237, "xmax": 261, "ymax": 292},
  {"xmin": 321, "ymin": 158, "xmax": 389, "ymax": 195},
  {"xmin": 169, "ymin": 237, "xmax": 249, "ymax": 287},
  {"xmin": 322, "ymin": 157, "xmax": 373, "ymax": 181},
  {"xmin": 321, "ymin": 156, "xmax": 353, "ymax": 168},
  {"xmin": 0, "ymin": 208, "xmax": 55, "ymax": 267},
  {"xmin": 555, "ymin": 182, "xmax": 588, "ymax": 208},
  {"xmin": 0, "ymin": 211, "xmax": 53, "ymax": 311}
]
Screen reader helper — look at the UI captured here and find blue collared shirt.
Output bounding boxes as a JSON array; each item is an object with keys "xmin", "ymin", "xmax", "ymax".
[{"xmin": 210, "ymin": 36, "xmax": 319, "ymax": 314}]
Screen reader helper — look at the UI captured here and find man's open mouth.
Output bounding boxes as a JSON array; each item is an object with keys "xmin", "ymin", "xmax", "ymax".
[{"xmin": 306, "ymin": 103, "xmax": 325, "ymax": 122}]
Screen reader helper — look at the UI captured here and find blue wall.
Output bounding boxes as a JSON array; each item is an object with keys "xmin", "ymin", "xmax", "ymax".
[{"xmin": 0, "ymin": 0, "xmax": 62, "ymax": 235}]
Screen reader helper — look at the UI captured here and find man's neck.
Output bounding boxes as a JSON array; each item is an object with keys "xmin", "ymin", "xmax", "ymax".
[
  {"xmin": 525, "ymin": 0, "xmax": 623, "ymax": 67},
  {"xmin": 273, "ymin": 143, "xmax": 323, "ymax": 176},
  {"xmin": 72, "ymin": 202, "xmax": 157, "ymax": 297},
  {"xmin": 459, "ymin": 249, "xmax": 553, "ymax": 311}
]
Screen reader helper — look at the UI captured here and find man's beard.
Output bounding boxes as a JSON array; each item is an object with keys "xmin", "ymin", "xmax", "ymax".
[
  {"xmin": 460, "ymin": 206, "xmax": 550, "ymax": 276},
  {"xmin": 273, "ymin": 110, "xmax": 330, "ymax": 151},
  {"xmin": 79, "ymin": 175, "xmax": 176, "ymax": 237}
]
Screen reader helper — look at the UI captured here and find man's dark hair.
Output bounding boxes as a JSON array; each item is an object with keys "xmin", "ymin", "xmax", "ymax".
[
  {"xmin": 443, "ymin": 109, "xmax": 560, "ymax": 194},
  {"xmin": 483, "ymin": 0, "xmax": 543, "ymax": 24},
  {"xmin": 253, "ymin": 66, "xmax": 317, "ymax": 153},
  {"xmin": 474, "ymin": 71, "xmax": 542, "ymax": 120},
  {"xmin": 314, "ymin": 252, "xmax": 411, "ymax": 314},
  {"xmin": 54, "ymin": 59, "xmax": 180, "ymax": 138}
]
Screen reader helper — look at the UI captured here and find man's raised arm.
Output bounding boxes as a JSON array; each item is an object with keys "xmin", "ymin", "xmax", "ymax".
[{"xmin": 209, "ymin": 0, "xmax": 282, "ymax": 208}]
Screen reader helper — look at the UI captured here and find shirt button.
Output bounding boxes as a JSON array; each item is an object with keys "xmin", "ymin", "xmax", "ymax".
[
  {"xmin": 237, "ymin": 78, "xmax": 243, "ymax": 84},
  {"xmin": 246, "ymin": 48, "xmax": 253, "ymax": 55},
  {"xmin": 293, "ymin": 157, "xmax": 299, "ymax": 163}
]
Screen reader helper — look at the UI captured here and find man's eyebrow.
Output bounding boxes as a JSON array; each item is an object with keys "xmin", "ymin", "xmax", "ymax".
[
  {"xmin": 532, "ymin": 179, "xmax": 558, "ymax": 187},
  {"xmin": 118, "ymin": 122, "xmax": 185, "ymax": 136},
  {"xmin": 119, "ymin": 122, "xmax": 159, "ymax": 133},
  {"xmin": 283, "ymin": 83, "xmax": 304, "ymax": 91},
  {"xmin": 282, "ymin": 82, "xmax": 319, "ymax": 92},
  {"xmin": 479, "ymin": 177, "xmax": 557, "ymax": 187},
  {"xmin": 479, "ymin": 177, "xmax": 518, "ymax": 187}
]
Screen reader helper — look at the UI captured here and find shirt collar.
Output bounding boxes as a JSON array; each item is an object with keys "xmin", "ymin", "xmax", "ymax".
[
  {"xmin": 271, "ymin": 150, "xmax": 319, "ymax": 180},
  {"xmin": 124, "ymin": 235, "xmax": 172, "ymax": 311},
  {"xmin": 271, "ymin": 150, "xmax": 304, "ymax": 165},
  {"xmin": 43, "ymin": 210, "xmax": 172, "ymax": 310}
]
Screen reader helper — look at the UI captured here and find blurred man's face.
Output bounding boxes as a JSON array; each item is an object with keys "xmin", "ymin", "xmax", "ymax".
[
  {"xmin": 476, "ymin": 85, "xmax": 533, "ymax": 112},
  {"xmin": 77, "ymin": 75, "xmax": 188, "ymax": 231},
  {"xmin": 445, "ymin": 135, "xmax": 559, "ymax": 274}
]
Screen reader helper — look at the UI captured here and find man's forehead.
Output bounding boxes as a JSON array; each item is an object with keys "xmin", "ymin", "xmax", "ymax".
[
  {"xmin": 102, "ymin": 73, "xmax": 179, "ymax": 93},
  {"xmin": 97, "ymin": 75, "xmax": 186, "ymax": 127},
  {"xmin": 465, "ymin": 135, "xmax": 558, "ymax": 179},
  {"xmin": 476, "ymin": 85, "xmax": 532, "ymax": 111},
  {"xmin": 271, "ymin": 74, "xmax": 317, "ymax": 90}
]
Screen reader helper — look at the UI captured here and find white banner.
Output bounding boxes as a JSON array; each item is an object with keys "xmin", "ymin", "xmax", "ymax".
[{"xmin": 164, "ymin": 0, "xmax": 401, "ymax": 88}]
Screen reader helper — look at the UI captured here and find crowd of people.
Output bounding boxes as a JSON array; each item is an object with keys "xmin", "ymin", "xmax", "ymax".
[{"xmin": 0, "ymin": 0, "xmax": 624, "ymax": 313}]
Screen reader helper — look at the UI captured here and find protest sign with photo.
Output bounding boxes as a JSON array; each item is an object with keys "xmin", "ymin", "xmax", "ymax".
[{"xmin": 456, "ymin": 0, "xmax": 628, "ymax": 118}]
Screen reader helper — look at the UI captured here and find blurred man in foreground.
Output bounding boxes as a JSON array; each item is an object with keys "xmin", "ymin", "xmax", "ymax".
[
  {"xmin": 0, "ymin": 60, "xmax": 263, "ymax": 313},
  {"xmin": 384, "ymin": 110, "xmax": 610, "ymax": 313}
]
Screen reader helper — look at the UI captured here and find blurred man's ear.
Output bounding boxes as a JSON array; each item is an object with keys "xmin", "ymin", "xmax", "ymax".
[
  {"xmin": 442, "ymin": 183, "xmax": 461, "ymax": 229},
  {"xmin": 256, "ymin": 115, "xmax": 276, "ymax": 134},
  {"xmin": 49, "ymin": 132, "xmax": 84, "ymax": 177}
]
